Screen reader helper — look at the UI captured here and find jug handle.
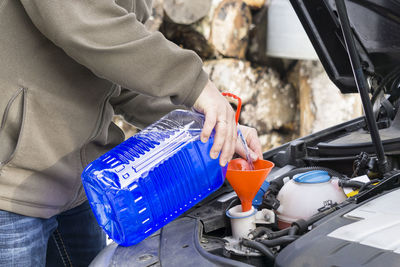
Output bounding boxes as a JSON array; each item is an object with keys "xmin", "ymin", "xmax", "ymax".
[{"xmin": 222, "ymin": 92, "xmax": 242, "ymax": 125}]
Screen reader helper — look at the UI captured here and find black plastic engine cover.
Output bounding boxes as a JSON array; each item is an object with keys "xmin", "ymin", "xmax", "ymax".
[{"xmin": 275, "ymin": 191, "xmax": 400, "ymax": 267}]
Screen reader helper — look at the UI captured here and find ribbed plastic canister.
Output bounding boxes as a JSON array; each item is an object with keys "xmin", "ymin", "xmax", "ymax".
[{"xmin": 81, "ymin": 110, "xmax": 226, "ymax": 246}]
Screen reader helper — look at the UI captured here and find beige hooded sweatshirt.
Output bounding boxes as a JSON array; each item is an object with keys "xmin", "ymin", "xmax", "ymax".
[{"xmin": 0, "ymin": 0, "xmax": 208, "ymax": 218}]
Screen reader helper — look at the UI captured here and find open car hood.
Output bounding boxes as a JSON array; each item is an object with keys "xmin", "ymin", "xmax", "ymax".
[{"xmin": 290, "ymin": 0, "xmax": 400, "ymax": 93}]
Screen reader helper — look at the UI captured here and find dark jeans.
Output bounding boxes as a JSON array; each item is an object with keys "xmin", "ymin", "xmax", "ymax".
[{"xmin": 0, "ymin": 201, "xmax": 106, "ymax": 267}]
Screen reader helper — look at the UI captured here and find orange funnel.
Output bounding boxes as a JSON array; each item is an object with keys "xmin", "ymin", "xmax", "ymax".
[{"xmin": 226, "ymin": 159, "xmax": 274, "ymax": 212}]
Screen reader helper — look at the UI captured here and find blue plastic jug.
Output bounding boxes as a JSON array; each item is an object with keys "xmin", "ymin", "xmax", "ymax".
[{"xmin": 81, "ymin": 110, "xmax": 226, "ymax": 246}]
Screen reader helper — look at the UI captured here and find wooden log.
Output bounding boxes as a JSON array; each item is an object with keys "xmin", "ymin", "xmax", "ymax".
[
  {"xmin": 259, "ymin": 130, "xmax": 296, "ymax": 151},
  {"xmin": 259, "ymin": 132, "xmax": 283, "ymax": 152},
  {"xmin": 204, "ymin": 59, "xmax": 257, "ymax": 104},
  {"xmin": 210, "ymin": 0, "xmax": 252, "ymax": 58},
  {"xmin": 163, "ymin": 0, "xmax": 212, "ymax": 25},
  {"xmin": 247, "ymin": 3, "xmax": 270, "ymax": 64},
  {"xmin": 292, "ymin": 61, "xmax": 363, "ymax": 136},
  {"xmin": 297, "ymin": 63, "xmax": 315, "ymax": 137},
  {"xmin": 160, "ymin": 0, "xmax": 226, "ymax": 59},
  {"xmin": 144, "ymin": 0, "xmax": 164, "ymax": 32},
  {"xmin": 191, "ymin": 0, "xmax": 224, "ymax": 41},
  {"xmin": 244, "ymin": 0, "xmax": 267, "ymax": 9},
  {"xmin": 240, "ymin": 69, "xmax": 297, "ymax": 134},
  {"xmin": 160, "ymin": 21, "xmax": 216, "ymax": 60},
  {"xmin": 203, "ymin": 59, "xmax": 297, "ymax": 134}
]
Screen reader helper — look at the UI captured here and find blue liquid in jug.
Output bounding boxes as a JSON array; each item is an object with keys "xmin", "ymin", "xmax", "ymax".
[{"xmin": 81, "ymin": 110, "xmax": 226, "ymax": 246}]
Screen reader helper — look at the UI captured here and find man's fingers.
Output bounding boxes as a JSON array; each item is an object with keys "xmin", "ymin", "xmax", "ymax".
[
  {"xmin": 200, "ymin": 110, "xmax": 216, "ymax": 143},
  {"xmin": 235, "ymin": 141, "xmax": 247, "ymax": 160},
  {"xmin": 231, "ymin": 119, "xmax": 238, "ymax": 159},
  {"xmin": 246, "ymin": 128, "xmax": 263, "ymax": 159},
  {"xmin": 219, "ymin": 124, "xmax": 232, "ymax": 166},
  {"xmin": 219, "ymin": 113, "xmax": 236, "ymax": 166},
  {"xmin": 235, "ymin": 141, "xmax": 259, "ymax": 162},
  {"xmin": 193, "ymin": 80, "xmax": 245, "ymax": 164},
  {"xmin": 234, "ymin": 126, "xmax": 262, "ymax": 162},
  {"xmin": 210, "ymin": 117, "xmax": 228, "ymax": 160},
  {"xmin": 250, "ymin": 150, "xmax": 260, "ymax": 161}
]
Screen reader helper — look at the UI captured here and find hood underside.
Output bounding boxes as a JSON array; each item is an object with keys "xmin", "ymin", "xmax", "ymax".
[{"xmin": 290, "ymin": 0, "xmax": 400, "ymax": 93}]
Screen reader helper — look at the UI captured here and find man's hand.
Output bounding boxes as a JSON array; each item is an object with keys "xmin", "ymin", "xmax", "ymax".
[
  {"xmin": 193, "ymin": 80, "xmax": 237, "ymax": 167},
  {"xmin": 235, "ymin": 125, "xmax": 263, "ymax": 161}
]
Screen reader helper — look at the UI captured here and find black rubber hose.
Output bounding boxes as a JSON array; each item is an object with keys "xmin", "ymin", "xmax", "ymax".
[
  {"xmin": 256, "ymin": 208, "xmax": 338, "ymax": 250},
  {"xmin": 225, "ymin": 197, "xmax": 240, "ymax": 213},
  {"xmin": 339, "ymin": 179, "xmax": 378, "ymax": 192},
  {"xmin": 338, "ymin": 180, "xmax": 366, "ymax": 189},
  {"xmin": 288, "ymin": 225, "xmax": 299, "ymax": 236},
  {"xmin": 266, "ymin": 228, "xmax": 290, "ymax": 240},
  {"xmin": 304, "ymin": 206, "xmax": 338, "ymax": 226},
  {"xmin": 257, "ymin": 205, "xmax": 341, "ymax": 251},
  {"xmin": 248, "ymin": 227, "xmax": 271, "ymax": 239},
  {"xmin": 241, "ymin": 239, "xmax": 275, "ymax": 261},
  {"xmin": 257, "ymin": 235, "xmax": 300, "ymax": 247}
]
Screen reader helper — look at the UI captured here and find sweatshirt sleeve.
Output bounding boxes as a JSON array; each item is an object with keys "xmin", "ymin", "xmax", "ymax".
[
  {"xmin": 19, "ymin": 0, "xmax": 208, "ymax": 107},
  {"xmin": 110, "ymin": 88, "xmax": 188, "ymax": 129}
]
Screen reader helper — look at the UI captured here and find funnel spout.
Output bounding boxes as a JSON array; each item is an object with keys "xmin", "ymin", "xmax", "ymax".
[{"xmin": 241, "ymin": 201, "xmax": 253, "ymax": 213}]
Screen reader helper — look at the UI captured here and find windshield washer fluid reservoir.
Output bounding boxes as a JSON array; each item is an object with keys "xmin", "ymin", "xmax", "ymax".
[{"xmin": 276, "ymin": 170, "xmax": 346, "ymax": 228}]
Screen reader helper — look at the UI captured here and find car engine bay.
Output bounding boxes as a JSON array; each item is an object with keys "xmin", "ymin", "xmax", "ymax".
[{"xmin": 90, "ymin": 0, "xmax": 400, "ymax": 266}]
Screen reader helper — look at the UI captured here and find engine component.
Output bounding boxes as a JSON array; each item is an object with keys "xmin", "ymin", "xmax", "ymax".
[
  {"xmin": 226, "ymin": 205, "xmax": 258, "ymax": 239},
  {"xmin": 261, "ymin": 166, "xmax": 344, "ymax": 211},
  {"xmin": 276, "ymin": 170, "xmax": 346, "ymax": 228},
  {"xmin": 352, "ymin": 152, "xmax": 370, "ymax": 177},
  {"xmin": 224, "ymin": 204, "xmax": 275, "ymax": 257},
  {"xmin": 339, "ymin": 175, "xmax": 373, "ymax": 197},
  {"xmin": 226, "ymin": 205, "xmax": 275, "ymax": 239},
  {"xmin": 241, "ymin": 239, "xmax": 275, "ymax": 261}
]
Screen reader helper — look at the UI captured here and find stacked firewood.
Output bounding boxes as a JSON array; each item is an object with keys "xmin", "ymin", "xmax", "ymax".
[
  {"xmin": 154, "ymin": 0, "xmax": 266, "ymax": 61},
  {"xmin": 116, "ymin": 0, "xmax": 362, "ymax": 150}
]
